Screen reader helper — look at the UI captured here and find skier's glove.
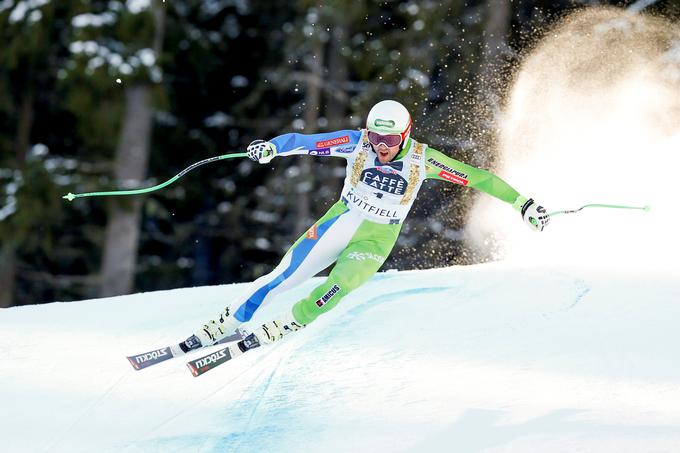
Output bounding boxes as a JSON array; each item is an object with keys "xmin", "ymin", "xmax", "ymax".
[
  {"xmin": 519, "ymin": 198, "xmax": 550, "ymax": 232},
  {"xmin": 247, "ymin": 139, "xmax": 277, "ymax": 164}
]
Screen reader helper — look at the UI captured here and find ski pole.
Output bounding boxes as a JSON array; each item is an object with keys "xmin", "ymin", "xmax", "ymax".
[
  {"xmin": 63, "ymin": 152, "xmax": 248, "ymax": 202},
  {"xmin": 549, "ymin": 203, "xmax": 650, "ymax": 217}
]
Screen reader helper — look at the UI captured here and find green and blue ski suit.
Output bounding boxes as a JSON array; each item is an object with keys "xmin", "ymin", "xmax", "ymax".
[{"xmin": 231, "ymin": 129, "xmax": 527, "ymax": 326}]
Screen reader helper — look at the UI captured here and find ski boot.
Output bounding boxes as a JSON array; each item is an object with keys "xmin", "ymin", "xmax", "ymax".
[
  {"xmin": 196, "ymin": 307, "xmax": 241, "ymax": 344},
  {"xmin": 251, "ymin": 312, "xmax": 305, "ymax": 346},
  {"xmin": 174, "ymin": 307, "xmax": 242, "ymax": 355},
  {"xmin": 233, "ymin": 314, "xmax": 305, "ymax": 355}
]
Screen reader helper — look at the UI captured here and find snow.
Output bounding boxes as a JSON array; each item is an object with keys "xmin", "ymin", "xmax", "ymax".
[
  {"xmin": 627, "ymin": 0, "xmax": 661, "ymax": 13},
  {"xmin": 0, "ymin": 169, "xmax": 21, "ymax": 221},
  {"xmin": 71, "ymin": 12, "xmax": 116, "ymax": 28},
  {"xmin": 126, "ymin": 0, "xmax": 150, "ymax": 15},
  {"xmin": 26, "ymin": 8, "xmax": 40, "ymax": 23},
  {"xmin": 1, "ymin": 263, "xmax": 679, "ymax": 452},
  {"xmin": 200, "ymin": 0, "xmax": 250, "ymax": 17},
  {"xmin": 69, "ymin": 40, "xmax": 158, "ymax": 78},
  {"xmin": 119, "ymin": 62, "xmax": 133, "ymax": 75},
  {"xmin": 27, "ymin": 143, "xmax": 49, "ymax": 158},
  {"xmin": 204, "ymin": 111, "xmax": 232, "ymax": 128},
  {"xmin": 6, "ymin": 0, "xmax": 49, "ymax": 23},
  {"xmin": 662, "ymin": 40, "xmax": 680, "ymax": 82},
  {"xmin": 406, "ymin": 68, "xmax": 430, "ymax": 87},
  {"xmin": 468, "ymin": 8, "xmax": 680, "ymax": 274},
  {"xmin": 69, "ymin": 40, "xmax": 101, "ymax": 56},
  {"xmin": 230, "ymin": 75, "xmax": 249, "ymax": 88},
  {"xmin": 0, "ymin": 196, "xmax": 17, "ymax": 220},
  {"xmin": 43, "ymin": 157, "xmax": 78, "ymax": 171},
  {"xmin": 69, "ymin": 38, "xmax": 163, "ymax": 82},
  {"xmin": 137, "ymin": 48, "xmax": 156, "ymax": 67},
  {"xmin": 0, "ymin": 0, "xmax": 14, "ymax": 14}
]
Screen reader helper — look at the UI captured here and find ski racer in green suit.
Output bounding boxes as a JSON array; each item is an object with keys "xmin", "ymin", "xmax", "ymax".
[{"xmin": 175, "ymin": 100, "xmax": 549, "ymax": 353}]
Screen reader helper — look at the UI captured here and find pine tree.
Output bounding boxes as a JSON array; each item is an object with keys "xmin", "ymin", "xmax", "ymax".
[{"xmin": 0, "ymin": 0, "xmax": 81, "ymax": 306}]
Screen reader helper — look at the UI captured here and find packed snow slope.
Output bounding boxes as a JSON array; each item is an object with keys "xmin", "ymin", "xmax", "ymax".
[{"xmin": 1, "ymin": 263, "xmax": 679, "ymax": 452}]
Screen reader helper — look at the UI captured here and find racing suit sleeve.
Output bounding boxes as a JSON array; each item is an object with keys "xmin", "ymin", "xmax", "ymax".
[
  {"xmin": 269, "ymin": 130, "xmax": 361, "ymax": 159},
  {"xmin": 424, "ymin": 147, "xmax": 527, "ymax": 210}
]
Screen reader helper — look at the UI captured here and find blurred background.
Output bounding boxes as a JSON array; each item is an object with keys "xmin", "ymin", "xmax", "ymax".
[{"xmin": 1, "ymin": 0, "xmax": 678, "ymax": 307}]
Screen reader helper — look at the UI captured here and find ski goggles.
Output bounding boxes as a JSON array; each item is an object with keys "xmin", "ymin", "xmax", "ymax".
[{"xmin": 367, "ymin": 131, "xmax": 404, "ymax": 148}]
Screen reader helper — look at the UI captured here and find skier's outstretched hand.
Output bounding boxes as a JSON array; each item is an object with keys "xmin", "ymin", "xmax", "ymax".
[
  {"xmin": 521, "ymin": 198, "xmax": 550, "ymax": 232},
  {"xmin": 247, "ymin": 139, "xmax": 277, "ymax": 164}
]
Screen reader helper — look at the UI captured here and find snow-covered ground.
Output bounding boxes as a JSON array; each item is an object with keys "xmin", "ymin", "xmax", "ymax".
[{"xmin": 1, "ymin": 262, "xmax": 679, "ymax": 452}]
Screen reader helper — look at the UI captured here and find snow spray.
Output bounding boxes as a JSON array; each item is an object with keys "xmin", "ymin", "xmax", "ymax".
[{"xmin": 468, "ymin": 7, "xmax": 680, "ymax": 272}]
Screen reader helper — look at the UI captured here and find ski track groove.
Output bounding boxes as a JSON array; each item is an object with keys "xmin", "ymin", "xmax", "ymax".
[
  {"xmin": 47, "ymin": 279, "xmax": 580, "ymax": 452},
  {"xmin": 567, "ymin": 280, "xmax": 591, "ymax": 309},
  {"xmin": 230, "ymin": 347, "xmax": 291, "ymax": 452},
  {"xmin": 244, "ymin": 348, "xmax": 289, "ymax": 427},
  {"xmin": 49, "ymin": 331, "xmax": 181, "ymax": 453},
  {"xmin": 133, "ymin": 363, "xmax": 243, "ymax": 442},
  {"xmin": 357, "ymin": 286, "xmax": 453, "ymax": 313},
  {"xmin": 134, "ymin": 342, "xmax": 286, "ymax": 448},
  {"xmin": 43, "ymin": 370, "xmax": 130, "ymax": 453}
]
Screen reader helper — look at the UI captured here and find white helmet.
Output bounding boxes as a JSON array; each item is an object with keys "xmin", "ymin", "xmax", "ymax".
[{"xmin": 366, "ymin": 100, "xmax": 412, "ymax": 147}]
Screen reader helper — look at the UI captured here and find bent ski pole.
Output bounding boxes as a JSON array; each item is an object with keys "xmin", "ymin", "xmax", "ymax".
[
  {"xmin": 549, "ymin": 203, "xmax": 650, "ymax": 217},
  {"xmin": 63, "ymin": 152, "xmax": 247, "ymax": 202}
]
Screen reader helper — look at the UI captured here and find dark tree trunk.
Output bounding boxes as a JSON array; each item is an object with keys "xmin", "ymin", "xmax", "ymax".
[
  {"xmin": 0, "ymin": 244, "xmax": 16, "ymax": 308},
  {"xmin": 1, "ymin": 89, "xmax": 35, "ymax": 307},
  {"xmin": 99, "ymin": 85, "xmax": 153, "ymax": 297},
  {"xmin": 14, "ymin": 89, "xmax": 34, "ymax": 162},
  {"xmin": 99, "ymin": 2, "xmax": 165, "ymax": 297}
]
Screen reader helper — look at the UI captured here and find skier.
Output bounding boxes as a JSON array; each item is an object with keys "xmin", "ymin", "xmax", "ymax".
[{"xmin": 174, "ymin": 100, "xmax": 549, "ymax": 354}]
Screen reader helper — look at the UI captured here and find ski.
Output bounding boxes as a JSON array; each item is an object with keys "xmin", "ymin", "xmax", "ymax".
[
  {"xmin": 126, "ymin": 329, "xmax": 247, "ymax": 371},
  {"xmin": 186, "ymin": 333, "xmax": 261, "ymax": 377}
]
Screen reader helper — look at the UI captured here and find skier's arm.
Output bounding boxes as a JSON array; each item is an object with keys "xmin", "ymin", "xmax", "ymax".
[
  {"xmin": 270, "ymin": 130, "xmax": 361, "ymax": 158},
  {"xmin": 424, "ymin": 147, "xmax": 522, "ymax": 204},
  {"xmin": 247, "ymin": 131, "xmax": 360, "ymax": 163},
  {"xmin": 424, "ymin": 147, "xmax": 550, "ymax": 231}
]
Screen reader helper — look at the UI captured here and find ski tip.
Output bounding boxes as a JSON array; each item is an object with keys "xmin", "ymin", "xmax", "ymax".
[
  {"xmin": 186, "ymin": 362, "xmax": 199, "ymax": 377},
  {"xmin": 126, "ymin": 356, "xmax": 142, "ymax": 370},
  {"xmin": 185, "ymin": 346, "xmax": 235, "ymax": 377},
  {"xmin": 126, "ymin": 346, "xmax": 174, "ymax": 370}
]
